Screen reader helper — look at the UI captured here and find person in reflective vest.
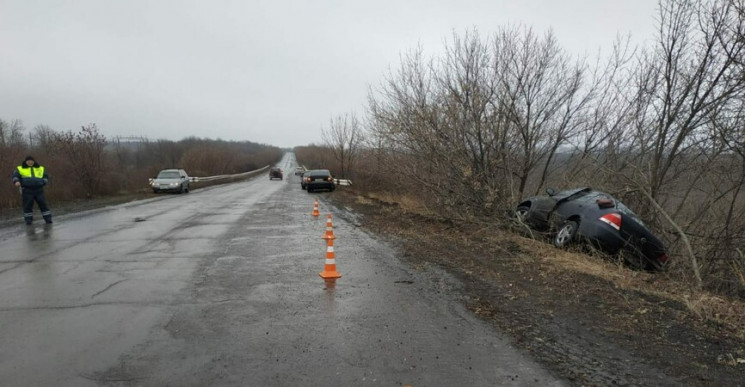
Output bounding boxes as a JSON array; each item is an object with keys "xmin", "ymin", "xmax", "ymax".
[{"xmin": 12, "ymin": 155, "xmax": 52, "ymax": 225}]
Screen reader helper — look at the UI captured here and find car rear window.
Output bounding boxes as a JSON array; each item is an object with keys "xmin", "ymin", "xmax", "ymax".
[
  {"xmin": 574, "ymin": 192, "xmax": 609, "ymax": 205},
  {"xmin": 577, "ymin": 192, "xmax": 647, "ymax": 226}
]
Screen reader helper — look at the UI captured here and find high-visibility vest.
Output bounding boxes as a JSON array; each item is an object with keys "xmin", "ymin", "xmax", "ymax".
[{"xmin": 16, "ymin": 165, "xmax": 45, "ymax": 178}]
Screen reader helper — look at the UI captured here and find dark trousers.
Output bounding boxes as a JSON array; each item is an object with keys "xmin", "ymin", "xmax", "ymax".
[{"xmin": 22, "ymin": 188, "xmax": 52, "ymax": 224}]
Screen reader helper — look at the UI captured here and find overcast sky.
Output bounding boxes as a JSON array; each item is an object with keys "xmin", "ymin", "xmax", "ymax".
[{"xmin": 0, "ymin": 0, "xmax": 658, "ymax": 148}]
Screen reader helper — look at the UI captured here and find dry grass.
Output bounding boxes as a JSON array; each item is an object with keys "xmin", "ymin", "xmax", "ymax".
[
  {"xmin": 364, "ymin": 192, "xmax": 436, "ymax": 217},
  {"xmin": 349, "ymin": 189, "xmax": 745, "ymax": 339},
  {"xmin": 683, "ymin": 294, "xmax": 745, "ymax": 339},
  {"xmin": 511, "ymin": 232, "xmax": 745, "ymax": 339}
]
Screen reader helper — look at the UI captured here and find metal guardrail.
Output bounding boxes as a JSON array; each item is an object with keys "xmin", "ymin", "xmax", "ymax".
[
  {"xmin": 191, "ymin": 165, "xmax": 270, "ymax": 182},
  {"xmin": 148, "ymin": 166, "xmax": 353, "ymax": 187},
  {"xmin": 149, "ymin": 166, "xmax": 270, "ymax": 186}
]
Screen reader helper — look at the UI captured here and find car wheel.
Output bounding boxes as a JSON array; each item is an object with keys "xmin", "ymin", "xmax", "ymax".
[
  {"xmin": 515, "ymin": 206, "xmax": 530, "ymax": 222},
  {"xmin": 553, "ymin": 220, "xmax": 578, "ymax": 247},
  {"xmin": 620, "ymin": 245, "xmax": 649, "ymax": 271},
  {"xmin": 152, "ymin": 189, "xmax": 159, "ymax": 194},
  {"xmin": 184, "ymin": 185, "xmax": 189, "ymax": 193},
  {"xmin": 308, "ymin": 188, "xmax": 313, "ymax": 193}
]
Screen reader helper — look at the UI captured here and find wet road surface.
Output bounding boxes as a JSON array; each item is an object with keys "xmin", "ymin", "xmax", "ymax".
[{"xmin": 0, "ymin": 153, "xmax": 563, "ymax": 386}]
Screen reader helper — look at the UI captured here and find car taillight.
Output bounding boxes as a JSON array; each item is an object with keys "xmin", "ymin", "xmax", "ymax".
[{"xmin": 599, "ymin": 213, "xmax": 622, "ymax": 231}]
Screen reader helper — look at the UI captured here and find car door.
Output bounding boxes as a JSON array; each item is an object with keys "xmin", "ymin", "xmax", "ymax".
[
  {"xmin": 528, "ymin": 197, "xmax": 558, "ymax": 230},
  {"xmin": 180, "ymin": 170, "xmax": 189, "ymax": 190}
]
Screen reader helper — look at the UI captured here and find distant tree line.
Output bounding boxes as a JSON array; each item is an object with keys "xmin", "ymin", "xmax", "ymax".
[
  {"xmin": 1, "ymin": 119, "xmax": 282, "ymax": 209},
  {"xmin": 301, "ymin": 0, "xmax": 745, "ymax": 298}
]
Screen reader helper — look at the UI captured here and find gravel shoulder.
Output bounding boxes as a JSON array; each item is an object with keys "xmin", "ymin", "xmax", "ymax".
[{"xmin": 328, "ymin": 189, "xmax": 745, "ymax": 386}]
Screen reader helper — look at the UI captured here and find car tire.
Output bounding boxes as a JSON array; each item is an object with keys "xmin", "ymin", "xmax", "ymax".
[
  {"xmin": 623, "ymin": 251, "xmax": 648, "ymax": 270},
  {"xmin": 515, "ymin": 206, "xmax": 530, "ymax": 222},
  {"xmin": 620, "ymin": 243, "xmax": 650, "ymax": 271},
  {"xmin": 307, "ymin": 188, "xmax": 313, "ymax": 193},
  {"xmin": 553, "ymin": 220, "xmax": 578, "ymax": 247}
]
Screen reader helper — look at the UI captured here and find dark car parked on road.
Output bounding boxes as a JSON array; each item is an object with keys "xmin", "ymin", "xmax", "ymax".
[
  {"xmin": 269, "ymin": 167, "xmax": 283, "ymax": 180},
  {"xmin": 515, "ymin": 187, "xmax": 669, "ymax": 270},
  {"xmin": 304, "ymin": 169, "xmax": 335, "ymax": 193}
]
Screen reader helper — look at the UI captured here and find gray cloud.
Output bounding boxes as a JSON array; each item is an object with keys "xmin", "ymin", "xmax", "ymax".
[{"xmin": 0, "ymin": 0, "xmax": 656, "ymax": 148}]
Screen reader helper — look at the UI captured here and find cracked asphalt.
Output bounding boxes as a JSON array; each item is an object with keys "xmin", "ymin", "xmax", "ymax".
[{"xmin": 0, "ymin": 153, "xmax": 563, "ymax": 386}]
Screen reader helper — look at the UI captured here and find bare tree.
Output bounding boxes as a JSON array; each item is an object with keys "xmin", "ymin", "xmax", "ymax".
[
  {"xmin": 0, "ymin": 119, "xmax": 27, "ymax": 166},
  {"xmin": 635, "ymin": 0, "xmax": 745, "ymax": 200},
  {"xmin": 600, "ymin": 0, "xmax": 745, "ymax": 293},
  {"xmin": 494, "ymin": 26, "xmax": 589, "ymax": 198},
  {"xmin": 322, "ymin": 113, "xmax": 363, "ymax": 179},
  {"xmin": 49, "ymin": 124, "xmax": 108, "ymax": 198}
]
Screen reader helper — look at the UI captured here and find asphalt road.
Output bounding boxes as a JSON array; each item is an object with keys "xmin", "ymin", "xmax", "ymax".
[{"xmin": 0, "ymin": 153, "xmax": 563, "ymax": 386}]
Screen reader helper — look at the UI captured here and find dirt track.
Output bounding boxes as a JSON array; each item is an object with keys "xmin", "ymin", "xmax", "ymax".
[{"xmin": 328, "ymin": 189, "xmax": 745, "ymax": 386}]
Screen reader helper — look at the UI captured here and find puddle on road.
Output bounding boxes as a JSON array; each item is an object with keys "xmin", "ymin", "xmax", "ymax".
[{"xmin": 323, "ymin": 278, "xmax": 337, "ymax": 313}]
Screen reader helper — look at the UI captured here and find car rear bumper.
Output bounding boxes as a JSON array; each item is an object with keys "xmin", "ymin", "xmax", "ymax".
[
  {"xmin": 307, "ymin": 182, "xmax": 334, "ymax": 191},
  {"xmin": 579, "ymin": 223, "xmax": 666, "ymax": 267}
]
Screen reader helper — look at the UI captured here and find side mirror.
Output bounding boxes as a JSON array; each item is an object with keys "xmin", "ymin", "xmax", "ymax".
[{"xmin": 546, "ymin": 188, "xmax": 556, "ymax": 196}]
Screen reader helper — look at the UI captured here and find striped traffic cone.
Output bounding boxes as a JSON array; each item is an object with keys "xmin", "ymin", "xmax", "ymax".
[
  {"xmin": 311, "ymin": 199, "xmax": 320, "ymax": 217},
  {"xmin": 319, "ymin": 239, "xmax": 341, "ymax": 279},
  {"xmin": 321, "ymin": 214, "xmax": 336, "ymax": 240}
]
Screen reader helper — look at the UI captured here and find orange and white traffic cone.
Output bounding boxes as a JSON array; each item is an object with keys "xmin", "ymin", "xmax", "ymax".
[
  {"xmin": 321, "ymin": 214, "xmax": 336, "ymax": 240},
  {"xmin": 319, "ymin": 239, "xmax": 341, "ymax": 279},
  {"xmin": 311, "ymin": 199, "xmax": 320, "ymax": 217}
]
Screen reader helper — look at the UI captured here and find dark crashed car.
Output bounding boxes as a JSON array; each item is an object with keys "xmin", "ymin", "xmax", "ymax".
[
  {"xmin": 269, "ymin": 167, "xmax": 283, "ymax": 180},
  {"xmin": 304, "ymin": 169, "xmax": 335, "ymax": 193},
  {"xmin": 515, "ymin": 187, "xmax": 669, "ymax": 270}
]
